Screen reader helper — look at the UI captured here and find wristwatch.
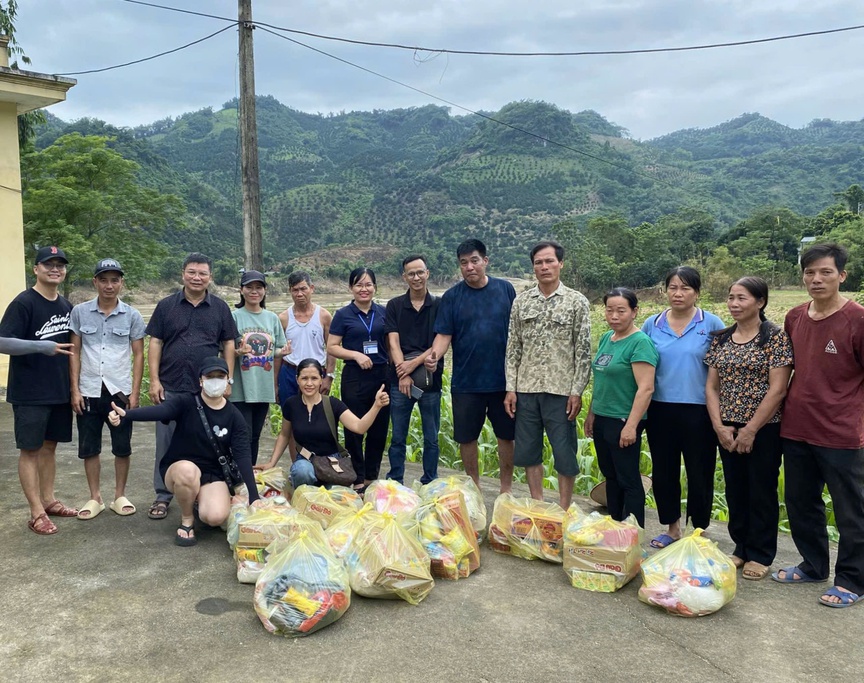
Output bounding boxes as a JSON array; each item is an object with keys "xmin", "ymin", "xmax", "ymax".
[
  {"xmin": 325, "ymin": 373, "xmax": 335, "ymax": 379},
  {"xmin": 227, "ymin": 378, "xmax": 234, "ymax": 385}
]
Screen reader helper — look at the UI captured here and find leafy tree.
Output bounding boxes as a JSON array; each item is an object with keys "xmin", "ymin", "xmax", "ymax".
[
  {"xmin": 833, "ymin": 184, "xmax": 864, "ymax": 215},
  {"xmin": 722, "ymin": 207, "xmax": 808, "ymax": 286},
  {"xmin": 21, "ymin": 134, "xmax": 187, "ymax": 288}
]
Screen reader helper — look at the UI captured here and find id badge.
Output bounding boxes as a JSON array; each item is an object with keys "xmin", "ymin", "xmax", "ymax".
[{"xmin": 363, "ymin": 340, "xmax": 378, "ymax": 355}]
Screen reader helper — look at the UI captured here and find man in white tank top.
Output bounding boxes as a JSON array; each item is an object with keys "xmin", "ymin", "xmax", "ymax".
[{"xmin": 277, "ymin": 272, "xmax": 335, "ymax": 405}]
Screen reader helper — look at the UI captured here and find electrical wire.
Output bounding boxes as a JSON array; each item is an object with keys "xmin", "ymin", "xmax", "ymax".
[
  {"xmin": 256, "ymin": 26, "xmax": 682, "ymax": 190},
  {"xmin": 0, "ymin": 183, "xmax": 23, "ymax": 194},
  {"xmin": 120, "ymin": 0, "xmax": 864, "ymax": 58},
  {"xmin": 53, "ymin": 23, "xmax": 236, "ymax": 76}
]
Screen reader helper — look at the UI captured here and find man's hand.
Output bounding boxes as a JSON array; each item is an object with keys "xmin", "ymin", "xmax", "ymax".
[
  {"xmin": 399, "ymin": 375, "xmax": 414, "ymax": 397},
  {"xmin": 566, "ymin": 395, "xmax": 582, "ymax": 421},
  {"xmin": 50, "ymin": 342, "xmax": 74, "ymax": 357},
  {"xmin": 504, "ymin": 391, "xmax": 517, "ymax": 419},
  {"xmin": 424, "ymin": 351, "xmax": 438, "ymax": 372},
  {"xmin": 321, "ymin": 376, "xmax": 333, "ymax": 395},
  {"xmin": 71, "ymin": 390, "xmax": 85, "ymax": 416},
  {"xmin": 108, "ymin": 401, "xmax": 127, "ymax": 427},
  {"xmin": 149, "ymin": 379, "xmax": 165, "ymax": 405},
  {"xmin": 395, "ymin": 357, "xmax": 417, "ymax": 379},
  {"xmin": 128, "ymin": 393, "xmax": 140, "ymax": 410},
  {"xmin": 583, "ymin": 412, "xmax": 595, "ymax": 438}
]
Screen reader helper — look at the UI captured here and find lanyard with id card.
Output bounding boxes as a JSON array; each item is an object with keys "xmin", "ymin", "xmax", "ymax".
[{"xmin": 358, "ymin": 311, "xmax": 378, "ymax": 356}]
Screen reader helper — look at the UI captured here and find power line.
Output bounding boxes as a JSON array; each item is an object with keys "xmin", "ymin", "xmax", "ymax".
[
  {"xmin": 0, "ymin": 183, "xmax": 23, "ymax": 195},
  {"xmin": 119, "ymin": 1, "xmax": 864, "ymax": 58},
  {"xmin": 53, "ymin": 23, "xmax": 236, "ymax": 76},
  {"xmin": 256, "ymin": 26, "xmax": 682, "ymax": 191}
]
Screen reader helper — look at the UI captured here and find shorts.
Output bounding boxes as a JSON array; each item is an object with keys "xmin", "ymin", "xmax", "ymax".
[
  {"xmin": 452, "ymin": 391, "xmax": 515, "ymax": 444},
  {"xmin": 513, "ymin": 393, "xmax": 578, "ymax": 476},
  {"xmin": 277, "ymin": 362, "xmax": 299, "ymax": 404},
  {"xmin": 13, "ymin": 403, "xmax": 73, "ymax": 451},
  {"xmin": 77, "ymin": 387, "xmax": 133, "ymax": 459}
]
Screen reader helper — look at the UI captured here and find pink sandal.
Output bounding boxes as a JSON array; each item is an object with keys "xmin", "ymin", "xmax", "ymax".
[
  {"xmin": 28, "ymin": 513, "xmax": 58, "ymax": 535},
  {"xmin": 44, "ymin": 500, "xmax": 79, "ymax": 517}
]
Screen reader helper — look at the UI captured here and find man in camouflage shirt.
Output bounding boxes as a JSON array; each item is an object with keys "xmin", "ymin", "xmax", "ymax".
[{"xmin": 504, "ymin": 240, "xmax": 591, "ymax": 508}]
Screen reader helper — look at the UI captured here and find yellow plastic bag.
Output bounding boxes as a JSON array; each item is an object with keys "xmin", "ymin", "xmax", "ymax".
[
  {"xmin": 488, "ymin": 493, "xmax": 565, "ymax": 563},
  {"xmin": 348, "ymin": 513, "xmax": 435, "ymax": 604},
  {"xmin": 325, "ymin": 503, "xmax": 382, "ymax": 560},
  {"xmin": 254, "ymin": 528, "xmax": 350, "ymax": 637},
  {"xmin": 563, "ymin": 510, "xmax": 643, "ymax": 592},
  {"xmin": 292, "ymin": 485, "xmax": 363, "ymax": 529},
  {"xmin": 414, "ymin": 491, "xmax": 481, "ymax": 580},
  {"xmin": 236, "ymin": 506, "xmax": 312, "ymax": 549},
  {"xmin": 364, "ymin": 480, "xmax": 421, "ymax": 515},
  {"xmin": 255, "ymin": 466, "xmax": 292, "ymax": 499},
  {"xmin": 638, "ymin": 529, "xmax": 737, "ymax": 617},
  {"xmin": 418, "ymin": 475, "xmax": 487, "ymax": 541},
  {"xmin": 227, "ymin": 496, "xmax": 292, "ymax": 548}
]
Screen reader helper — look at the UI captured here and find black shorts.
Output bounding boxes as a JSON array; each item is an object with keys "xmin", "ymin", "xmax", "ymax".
[
  {"xmin": 76, "ymin": 387, "xmax": 132, "ymax": 459},
  {"xmin": 452, "ymin": 391, "xmax": 515, "ymax": 444},
  {"xmin": 13, "ymin": 403, "xmax": 73, "ymax": 451}
]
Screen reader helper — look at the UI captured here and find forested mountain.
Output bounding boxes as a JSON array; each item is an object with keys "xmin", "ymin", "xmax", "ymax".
[{"xmin": 31, "ymin": 100, "xmax": 864, "ymax": 279}]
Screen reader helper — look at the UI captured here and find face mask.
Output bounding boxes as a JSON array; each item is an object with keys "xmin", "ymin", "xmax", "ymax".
[{"xmin": 202, "ymin": 378, "xmax": 228, "ymax": 398}]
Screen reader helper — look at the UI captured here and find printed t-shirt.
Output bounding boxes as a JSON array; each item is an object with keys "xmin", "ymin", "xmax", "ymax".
[
  {"xmin": 592, "ymin": 330, "xmax": 659, "ymax": 419},
  {"xmin": 230, "ymin": 308, "xmax": 286, "ymax": 403},
  {"xmin": 0, "ymin": 288, "xmax": 72, "ymax": 404},
  {"xmin": 283, "ymin": 395, "xmax": 349, "ymax": 456},
  {"xmin": 434, "ymin": 277, "xmax": 516, "ymax": 393},
  {"xmin": 781, "ymin": 299, "xmax": 864, "ymax": 449}
]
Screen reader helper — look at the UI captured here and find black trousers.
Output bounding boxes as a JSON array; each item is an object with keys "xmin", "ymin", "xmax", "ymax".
[
  {"xmin": 341, "ymin": 364, "xmax": 390, "ymax": 482},
  {"xmin": 782, "ymin": 438, "xmax": 864, "ymax": 594},
  {"xmin": 234, "ymin": 402, "xmax": 270, "ymax": 465},
  {"xmin": 720, "ymin": 422, "xmax": 781, "ymax": 566},
  {"xmin": 593, "ymin": 415, "xmax": 647, "ymax": 528},
  {"xmin": 646, "ymin": 401, "xmax": 717, "ymax": 529}
]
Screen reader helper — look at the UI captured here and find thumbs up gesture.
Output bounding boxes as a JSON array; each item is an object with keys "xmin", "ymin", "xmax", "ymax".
[
  {"xmin": 375, "ymin": 384, "xmax": 390, "ymax": 408},
  {"xmin": 108, "ymin": 401, "xmax": 127, "ymax": 427},
  {"xmin": 424, "ymin": 351, "xmax": 438, "ymax": 371}
]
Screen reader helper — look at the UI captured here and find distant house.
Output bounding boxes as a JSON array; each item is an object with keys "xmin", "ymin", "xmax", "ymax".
[{"xmin": 798, "ymin": 236, "xmax": 817, "ymax": 265}]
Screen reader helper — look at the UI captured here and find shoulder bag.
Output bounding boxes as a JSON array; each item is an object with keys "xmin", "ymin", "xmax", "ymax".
[
  {"xmin": 194, "ymin": 395, "xmax": 243, "ymax": 495},
  {"xmin": 300, "ymin": 397, "xmax": 357, "ymax": 487},
  {"xmin": 402, "ymin": 295, "xmax": 439, "ymax": 390}
]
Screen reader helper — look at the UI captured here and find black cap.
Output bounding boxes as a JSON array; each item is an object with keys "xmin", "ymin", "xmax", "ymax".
[
  {"xmin": 240, "ymin": 270, "xmax": 266, "ymax": 286},
  {"xmin": 199, "ymin": 356, "xmax": 229, "ymax": 376},
  {"xmin": 35, "ymin": 246, "xmax": 68, "ymax": 265},
  {"xmin": 94, "ymin": 258, "xmax": 124, "ymax": 277}
]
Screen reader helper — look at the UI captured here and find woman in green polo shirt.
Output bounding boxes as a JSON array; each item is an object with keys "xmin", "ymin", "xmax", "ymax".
[{"xmin": 585, "ymin": 288, "xmax": 659, "ymax": 528}]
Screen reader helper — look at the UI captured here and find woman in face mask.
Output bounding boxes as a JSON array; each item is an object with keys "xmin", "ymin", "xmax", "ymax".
[{"xmin": 109, "ymin": 357, "xmax": 261, "ymax": 546}]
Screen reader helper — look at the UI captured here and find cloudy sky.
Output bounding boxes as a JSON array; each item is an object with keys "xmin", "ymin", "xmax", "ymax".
[{"xmin": 13, "ymin": 0, "xmax": 864, "ymax": 139}]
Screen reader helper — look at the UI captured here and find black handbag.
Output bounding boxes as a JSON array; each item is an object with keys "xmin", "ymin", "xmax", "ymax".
[
  {"xmin": 401, "ymin": 295, "xmax": 439, "ymax": 390},
  {"xmin": 195, "ymin": 395, "xmax": 243, "ymax": 495},
  {"xmin": 302, "ymin": 397, "xmax": 357, "ymax": 487}
]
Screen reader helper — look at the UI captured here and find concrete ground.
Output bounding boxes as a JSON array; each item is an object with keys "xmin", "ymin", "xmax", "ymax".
[{"xmin": 2, "ymin": 400, "xmax": 859, "ymax": 683}]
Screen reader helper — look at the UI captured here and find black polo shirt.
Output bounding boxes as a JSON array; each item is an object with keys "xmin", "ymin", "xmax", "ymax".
[
  {"xmin": 384, "ymin": 290, "xmax": 443, "ymax": 391},
  {"xmin": 145, "ymin": 289, "xmax": 238, "ymax": 393}
]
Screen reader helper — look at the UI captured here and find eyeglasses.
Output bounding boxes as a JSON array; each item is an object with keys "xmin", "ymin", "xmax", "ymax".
[
  {"xmin": 353, "ymin": 283, "xmax": 375, "ymax": 290},
  {"xmin": 184, "ymin": 270, "xmax": 211, "ymax": 278},
  {"xmin": 41, "ymin": 262, "xmax": 67, "ymax": 271},
  {"xmin": 405, "ymin": 270, "xmax": 428, "ymax": 280}
]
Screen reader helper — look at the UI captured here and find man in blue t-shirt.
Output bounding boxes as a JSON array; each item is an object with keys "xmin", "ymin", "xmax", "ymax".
[{"xmin": 427, "ymin": 238, "xmax": 516, "ymax": 492}]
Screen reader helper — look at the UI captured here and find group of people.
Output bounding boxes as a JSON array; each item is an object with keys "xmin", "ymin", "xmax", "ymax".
[{"xmin": 1, "ymin": 238, "xmax": 862, "ymax": 609}]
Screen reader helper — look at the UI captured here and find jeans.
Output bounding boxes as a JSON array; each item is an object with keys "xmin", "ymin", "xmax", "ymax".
[
  {"xmin": 290, "ymin": 457, "xmax": 317, "ymax": 488},
  {"xmin": 386, "ymin": 387, "xmax": 441, "ymax": 484}
]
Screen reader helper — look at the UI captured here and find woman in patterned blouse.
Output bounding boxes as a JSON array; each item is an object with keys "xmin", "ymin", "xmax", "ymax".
[{"xmin": 704, "ymin": 277, "xmax": 793, "ymax": 581}]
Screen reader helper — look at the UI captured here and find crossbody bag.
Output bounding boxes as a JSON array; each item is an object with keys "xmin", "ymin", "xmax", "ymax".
[
  {"xmin": 194, "ymin": 395, "xmax": 243, "ymax": 495},
  {"xmin": 402, "ymin": 295, "xmax": 439, "ymax": 389},
  {"xmin": 297, "ymin": 397, "xmax": 357, "ymax": 487}
]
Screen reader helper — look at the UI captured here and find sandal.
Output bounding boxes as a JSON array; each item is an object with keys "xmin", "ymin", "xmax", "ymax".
[
  {"xmin": 729, "ymin": 555, "xmax": 745, "ymax": 569},
  {"xmin": 77, "ymin": 499, "xmax": 105, "ymax": 520},
  {"xmin": 819, "ymin": 586, "xmax": 861, "ymax": 608},
  {"xmin": 770, "ymin": 565, "xmax": 827, "ymax": 584},
  {"xmin": 44, "ymin": 499, "xmax": 79, "ymax": 517},
  {"xmin": 742, "ymin": 561, "xmax": 770, "ymax": 581},
  {"xmin": 109, "ymin": 496, "xmax": 136, "ymax": 516},
  {"xmin": 28, "ymin": 512, "xmax": 58, "ymax": 535},
  {"xmin": 148, "ymin": 500, "xmax": 169, "ymax": 520},
  {"xmin": 175, "ymin": 523, "xmax": 197, "ymax": 547}
]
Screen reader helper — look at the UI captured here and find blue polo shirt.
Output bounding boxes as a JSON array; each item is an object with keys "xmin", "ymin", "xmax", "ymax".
[{"xmin": 641, "ymin": 308, "xmax": 724, "ymax": 405}]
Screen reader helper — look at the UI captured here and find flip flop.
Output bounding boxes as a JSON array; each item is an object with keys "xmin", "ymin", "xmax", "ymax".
[
  {"xmin": 650, "ymin": 533, "xmax": 679, "ymax": 549},
  {"xmin": 819, "ymin": 586, "xmax": 861, "ymax": 608},
  {"xmin": 175, "ymin": 523, "xmax": 197, "ymax": 547},
  {"xmin": 770, "ymin": 565, "xmax": 827, "ymax": 584},
  {"xmin": 44, "ymin": 499, "xmax": 79, "ymax": 517},
  {"xmin": 742, "ymin": 561, "xmax": 771, "ymax": 581},
  {"xmin": 109, "ymin": 496, "xmax": 136, "ymax": 516},
  {"xmin": 77, "ymin": 499, "xmax": 105, "ymax": 520},
  {"xmin": 28, "ymin": 512, "xmax": 58, "ymax": 535},
  {"xmin": 148, "ymin": 500, "xmax": 169, "ymax": 520}
]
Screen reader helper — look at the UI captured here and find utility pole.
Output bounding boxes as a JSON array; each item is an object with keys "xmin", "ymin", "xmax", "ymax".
[{"xmin": 238, "ymin": 0, "xmax": 263, "ymax": 270}]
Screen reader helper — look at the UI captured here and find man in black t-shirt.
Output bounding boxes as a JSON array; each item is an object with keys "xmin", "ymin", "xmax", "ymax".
[
  {"xmin": 0, "ymin": 246, "xmax": 77, "ymax": 535},
  {"xmin": 144, "ymin": 253, "xmax": 237, "ymax": 520}
]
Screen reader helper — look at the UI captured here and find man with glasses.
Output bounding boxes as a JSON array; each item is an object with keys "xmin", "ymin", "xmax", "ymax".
[
  {"xmin": 384, "ymin": 255, "xmax": 443, "ymax": 484},
  {"xmin": 144, "ymin": 253, "xmax": 237, "ymax": 520},
  {"xmin": 0, "ymin": 246, "xmax": 77, "ymax": 534}
]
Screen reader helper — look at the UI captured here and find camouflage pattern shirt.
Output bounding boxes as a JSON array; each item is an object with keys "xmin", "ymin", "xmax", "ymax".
[{"xmin": 505, "ymin": 283, "xmax": 592, "ymax": 397}]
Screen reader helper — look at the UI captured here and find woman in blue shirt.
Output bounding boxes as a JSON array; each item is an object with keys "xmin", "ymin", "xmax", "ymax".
[
  {"xmin": 327, "ymin": 267, "xmax": 390, "ymax": 493},
  {"xmin": 642, "ymin": 266, "xmax": 724, "ymax": 548}
]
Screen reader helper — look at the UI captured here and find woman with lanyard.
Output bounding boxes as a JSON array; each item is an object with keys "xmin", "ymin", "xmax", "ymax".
[
  {"xmin": 641, "ymin": 266, "xmax": 724, "ymax": 548},
  {"xmin": 704, "ymin": 277, "xmax": 793, "ymax": 580},
  {"xmin": 230, "ymin": 270, "xmax": 287, "ymax": 464},
  {"xmin": 327, "ymin": 267, "xmax": 390, "ymax": 493}
]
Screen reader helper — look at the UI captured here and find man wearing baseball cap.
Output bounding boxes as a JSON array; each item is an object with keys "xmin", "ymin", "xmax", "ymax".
[
  {"xmin": 0, "ymin": 246, "xmax": 76, "ymax": 534},
  {"xmin": 69, "ymin": 259, "xmax": 146, "ymax": 520}
]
